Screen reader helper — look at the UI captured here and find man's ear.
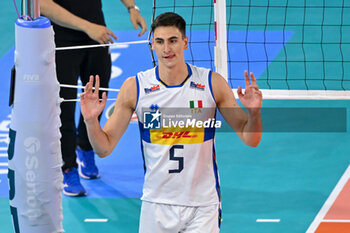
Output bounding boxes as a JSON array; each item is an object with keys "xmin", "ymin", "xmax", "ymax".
[
  {"xmin": 151, "ymin": 38, "xmax": 155, "ymax": 50},
  {"xmin": 184, "ymin": 36, "xmax": 189, "ymax": 50}
]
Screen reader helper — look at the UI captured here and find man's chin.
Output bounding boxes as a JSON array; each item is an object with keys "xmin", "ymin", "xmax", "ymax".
[{"xmin": 160, "ymin": 59, "xmax": 176, "ymax": 68}]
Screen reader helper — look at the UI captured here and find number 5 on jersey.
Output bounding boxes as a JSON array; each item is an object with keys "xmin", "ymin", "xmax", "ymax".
[{"xmin": 169, "ymin": 145, "xmax": 184, "ymax": 173}]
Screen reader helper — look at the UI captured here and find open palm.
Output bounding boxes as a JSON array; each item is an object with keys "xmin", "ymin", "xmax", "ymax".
[
  {"xmin": 80, "ymin": 75, "xmax": 107, "ymax": 122},
  {"xmin": 237, "ymin": 71, "xmax": 262, "ymax": 111}
]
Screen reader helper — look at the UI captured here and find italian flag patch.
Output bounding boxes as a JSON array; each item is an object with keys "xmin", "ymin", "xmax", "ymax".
[{"xmin": 190, "ymin": 100, "xmax": 203, "ymax": 108}]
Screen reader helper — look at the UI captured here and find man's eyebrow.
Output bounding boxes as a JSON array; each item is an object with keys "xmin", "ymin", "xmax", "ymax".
[
  {"xmin": 168, "ymin": 36, "xmax": 179, "ymax": 40},
  {"xmin": 154, "ymin": 36, "xmax": 179, "ymax": 41}
]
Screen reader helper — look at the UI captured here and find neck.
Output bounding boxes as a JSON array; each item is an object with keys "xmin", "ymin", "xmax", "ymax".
[{"xmin": 158, "ymin": 62, "xmax": 188, "ymax": 86}]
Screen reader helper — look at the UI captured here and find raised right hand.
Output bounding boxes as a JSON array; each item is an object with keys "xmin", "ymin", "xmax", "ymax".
[{"xmin": 80, "ymin": 75, "xmax": 107, "ymax": 122}]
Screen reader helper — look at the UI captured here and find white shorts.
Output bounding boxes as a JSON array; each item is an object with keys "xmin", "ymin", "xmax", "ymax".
[{"xmin": 139, "ymin": 201, "xmax": 221, "ymax": 233}]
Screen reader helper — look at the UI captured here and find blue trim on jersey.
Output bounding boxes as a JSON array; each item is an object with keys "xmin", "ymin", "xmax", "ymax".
[
  {"xmin": 155, "ymin": 63, "xmax": 193, "ymax": 88},
  {"xmin": 204, "ymin": 127, "xmax": 215, "ymax": 141},
  {"xmin": 212, "ymin": 143, "xmax": 221, "ymax": 202},
  {"xmin": 204, "ymin": 108, "xmax": 217, "ymax": 141},
  {"xmin": 135, "ymin": 75, "xmax": 140, "ymax": 110},
  {"xmin": 155, "ymin": 66, "xmax": 159, "ymax": 80},
  {"xmin": 139, "ymin": 122, "xmax": 151, "ymax": 143},
  {"xmin": 138, "ymin": 122, "xmax": 147, "ymax": 174},
  {"xmin": 208, "ymin": 70, "xmax": 216, "ymax": 103}
]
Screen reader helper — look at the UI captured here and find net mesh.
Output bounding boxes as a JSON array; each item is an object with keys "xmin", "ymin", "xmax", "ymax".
[
  {"xmin": 151, "ymin": 0, "xmax": 350, "ymax": 92},
  {"xmin": 227, "ymin": 0, "xmax": 350, "ymax": 91}
]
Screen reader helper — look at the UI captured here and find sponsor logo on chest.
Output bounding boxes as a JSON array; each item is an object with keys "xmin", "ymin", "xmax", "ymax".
[
  {"xmin": 144, "ymin": 85, "xmax": 160, "ymax": 94},
  {"xmin": 190, "ymin": 81, "xmax": 205, "ymax": 90}
]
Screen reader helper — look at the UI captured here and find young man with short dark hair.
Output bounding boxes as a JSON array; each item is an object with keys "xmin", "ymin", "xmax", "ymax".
[{"xmin": 81, "ymin": 12, "xmax": 262, "ymax": 233}]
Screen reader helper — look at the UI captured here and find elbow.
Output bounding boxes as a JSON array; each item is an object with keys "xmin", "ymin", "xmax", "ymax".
[
  {"xmin": 96, "ymin": 153, "xmax": 107, "ymax": 158},
  {"xmin": 247, "ymin": 140, "xmax": 261, "ymax": 147},
  {"xmin": 39, "ymin": 1, "xmax": 48, "ymax": 14},
  {"xmin": 96, "ymin": 149, "xmax": 112, "ymax": 158},
  {"xmin": 242, "ymin": 133, "xmax": 262, "ymax": 147}
]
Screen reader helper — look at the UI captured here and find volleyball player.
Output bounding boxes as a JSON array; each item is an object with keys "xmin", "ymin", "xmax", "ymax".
[{"xmin": 81, "ymin": 12, "xmax": 262, "ymax": 233}]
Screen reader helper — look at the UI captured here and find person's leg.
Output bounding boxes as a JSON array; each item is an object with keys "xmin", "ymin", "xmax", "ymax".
[
  {"xmin": 139, "ymin": 201, "xmax": 182, "ymax": 233},
  {"xmin": 56, "ymin": 48, "xmax": 86, "ymax": 196},
  {"xmin": 180, "ymin": 204, "xmax": 220, "ymax": 233},
  {"xmin": 76, "ymin": 46, "xmax": 111, "ymax": 179},
  {"xmin": 78, "ymin": 46, "xmax": 111, "ymax": 150},
  {"xmin": 56, "ymin": 49, "xmax": 81, "ymax": 171}
]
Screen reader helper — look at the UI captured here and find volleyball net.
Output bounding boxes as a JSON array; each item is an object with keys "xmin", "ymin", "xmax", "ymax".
[{"xmin": 150, "ymin": 0, "xmax": 350, "ymax": 99}]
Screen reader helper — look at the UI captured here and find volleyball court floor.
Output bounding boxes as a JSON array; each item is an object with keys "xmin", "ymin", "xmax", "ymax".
[{"xmin": 1, "ymin": 1, "xmax": 350, "ymax": 232}]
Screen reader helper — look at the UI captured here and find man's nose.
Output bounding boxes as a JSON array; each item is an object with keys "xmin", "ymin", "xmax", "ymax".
[{"xmin": 163, "ymin": 42, "xmax": 171, "ymax": 53}]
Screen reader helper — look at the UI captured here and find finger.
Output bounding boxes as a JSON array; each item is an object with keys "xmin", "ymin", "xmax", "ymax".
[
  {"xmin": 250, "ymin": 72, "xmax": 257, "ymax": 85},
  {"xmin": 97, "ymin": 38, "xmax": 104, "ymax": 44},
  {"xmin": 95, "ymin": 34, "xmax": 105, "ymax": 44},
  {"xmin": 237, "ymin": 86, "xmax": 244, "ymax": 98},
  {"xmin": 85, "ymin": 75, "xmax": 94, "ymax": 93},
  {"xmin": 101, "ymin": 91, "xmax": 107, "ymax": 107},
  {"xmin": 108, "ymin": 29, "xmax": 118, "ymax": 41},
  {"xmin": 250, "ymin": 84, "xmax": 260, "ymax": 91},
  {"xmin": 131, "ymin": 17, "xmax": 139, "ymax": 30},
  {"xmin": 104, "ymin": 34, "xmax": 113, "ymax": 44},
  {"xmin": 108, "ymin": 36, "xmax": 114, "ymax": 44},
  {"xmin": 84, "ymin": 79, "xmax": 89, "ymax": 93},
  {"xmin": 138, "ymin": 20, "xmax": 147, "ymax": 36},
  {"xmin": 94, "ymin": 75, "xmax": 100, "ymax": 96},
  {"xmin": 138, "ymin": 27, "xmax": 147, "ymax": 36},
  {"xmin": 244, "ymin": 70, "xmax": 250, "ymax": 87},
  {"xmin": 98, "ymin": 33, "xmax": 110, "ymax": 44},
  {"xmin": 256, "ymin": 90, "xmax": 262, "ymax": 96}
]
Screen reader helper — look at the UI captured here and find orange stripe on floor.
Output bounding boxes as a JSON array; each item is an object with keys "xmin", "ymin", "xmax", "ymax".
[
  {"xmin": 315, "ymin": 223, "xmax": 350, "ymax": 233},
  {"xmin": 325, "ymin": 178, "xmax": 350, "ymax": 219}
]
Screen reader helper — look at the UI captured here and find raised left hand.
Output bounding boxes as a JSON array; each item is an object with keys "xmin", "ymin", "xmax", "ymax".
[{"xmin": 237, "ymin": 71, "xmax": 262, "ymax": 112}]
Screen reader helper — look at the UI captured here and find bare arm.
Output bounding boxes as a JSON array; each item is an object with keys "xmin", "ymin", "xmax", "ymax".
[
  {"xmin": 40, "ymin": 0, "xmax": 117, "ymax": 44},
  {"xmin": 81, "ymin": 76, "xmax": 137, "ymax": 157},
  {"xmin": 212, "ymin": 71, "xmax": 262, "ymax": 147}
]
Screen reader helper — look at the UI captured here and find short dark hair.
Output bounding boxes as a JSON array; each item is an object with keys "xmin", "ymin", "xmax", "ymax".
[{"xmin": 151, "ymin": 12, "xmax": 186, "ymax": 38}]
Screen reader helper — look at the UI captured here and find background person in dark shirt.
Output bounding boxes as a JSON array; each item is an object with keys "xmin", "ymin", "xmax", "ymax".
[{"xmin": 41, "ymin": 0, "xmax": 147, "ymax": 197}]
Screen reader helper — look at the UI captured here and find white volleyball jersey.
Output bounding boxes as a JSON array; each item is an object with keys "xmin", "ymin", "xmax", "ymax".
[{"xmin": 135, "ymin": 64, "xmax": 221, "ymax": 206}]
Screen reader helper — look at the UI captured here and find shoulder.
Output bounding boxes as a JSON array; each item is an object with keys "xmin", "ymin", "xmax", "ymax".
[
  {"xmin": 122, "ymin": 76, "xmax": 137, "ymax": 88},
  {"xmin": 137, "ymin": 66, "xmax": 157, "ymax": 79},
  {"xmin": 188, "ymin": 64, "xmax": 210, "ymax": 76},
  {"xmin": 117, "ymin": 76, "xmax": 137, "ymax": 110},
  {"xmin": 211, "ymin": 72, "xmax": 236, "ymax": 106},
  {"xmin": 211, "ymin": 72, "xmax": 231, "ymax": 89}
]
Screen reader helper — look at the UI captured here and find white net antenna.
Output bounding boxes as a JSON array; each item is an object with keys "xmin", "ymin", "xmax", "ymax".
[{"xmin": 214, "ymin": 0, "xmax": 228, "ymax": 80}]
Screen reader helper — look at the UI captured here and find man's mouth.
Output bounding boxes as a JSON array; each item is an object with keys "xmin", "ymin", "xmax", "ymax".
[{"xmin": 164, "ymin": 54, "xmax": 175, "ymax": 60}]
